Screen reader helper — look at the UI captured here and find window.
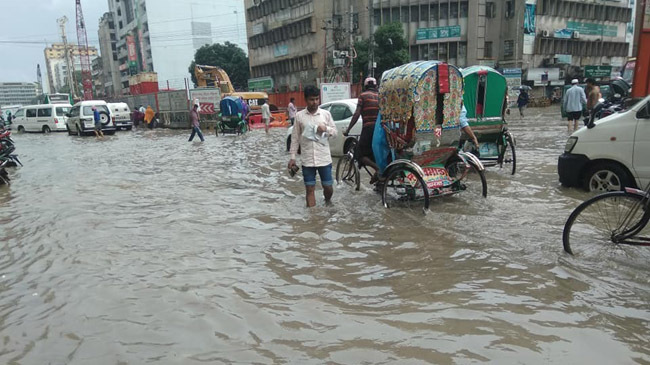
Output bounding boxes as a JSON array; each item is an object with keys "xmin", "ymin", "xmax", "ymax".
[
  {"xmin": 450, "ymin": 2, "xmax": 459, "ymax": 18},
  {"xmin": 504, "ymin": 40, "xmax": 514, "ymax": 57},
  {"xmin": 460, "ymin": 1, "xmax": 469, "ymax": 17},
  {"xmin": 484, "ymin": 41, "xmax": 493, "ymax": 58},
  {"xmin": 119, "ymin": 21, "xmax": 123, "ymax": 29},
  {"xmin": 55, "ymin": 107, "xmax": 70, "ymax": 116},
  {"xmin": 440, "ymin": 3, "xmax": 448, "ymax": 19},
  {"xmin": 411, "ymin": 6, "xmax": 418, "ymax": 22},
  {"xmin": 37, "ymin": 108, "xmax": 52, "ymax": 117},
  {"xmin": 343, "ymin": 107, "xmax": 353, "ymax": 119},
  {"xmin": 329, "ymin": 104, "xmax": 348, "ymax": 121},
  {"xmin": 420, "ymin": 4, "xmax": 429, "ymax": 21},
  {"xmin": 14, "ymin": 109, "xmax": 24, "ymax": 118},
  {"xmin": 430, "ymin": 4, "xmax": 439, "ymax": 21},
  {"xmin": 26, "ymin": 109, "xmax": 37, "ymax": 118},
  {"xmin": 83, "ymin": 105, "xmax": 109, "ymax": 116},
  {"xmin": 319, "ymin": 104, "xmax": 331, "ymax": 112},
  {"xmin": 392, "ymin": 8, "xmax": 400, "ymax": 22},
  {"xmin": 505, "ymin": 1, "xmax": 514, "ymax": 18},
  {"xmin": 117, "ymin": 7, "xmax": 121, "ymax": 16},
  {"xmin": 486, "ymin": 2, "xmax": 496, "ymax": 18},
  {"xmin": 449, "ymin": 42, "xmax": 458, "ymax": 59}
]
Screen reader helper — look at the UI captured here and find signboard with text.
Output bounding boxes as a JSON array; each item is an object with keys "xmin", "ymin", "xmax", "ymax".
[
  {"xmin": 567, "ymin": 21, "xmax": 618, "ymax": 36},
  {"xmin": 320, "ymin": 83, "xmax": 350, "ymax": 104},
  {"xmin": 248, "ymin": 77, "xmax": 274, "ymax": 91},
  {"xmin": 415, "ymin": 25, "xmax": 461, "ymax": 43},
  {"xmin": 190, "ymin": 88, "xmax": 222, "ymax": 114},
  {"xmin": 584, "ymin": 66, "xmax": 613, "ymax": 78}
]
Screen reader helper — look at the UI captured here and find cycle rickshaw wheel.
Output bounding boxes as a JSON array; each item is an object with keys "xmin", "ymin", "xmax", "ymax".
[
  {"xmin": 499, "ymin": 132, "xmax": 516, "ymax": 175},
  {"xmin": 446, "ymin": 156, "xmax": 488, "ymax": 198},
  {"xmin": 562, "ymin": 191, "xmax": 649, "ymax": 256},
  {"xmin": 335, "ymin": 155, "xmax": 360, "ymax": 191},
  {"xmin": 381, "ymin": 165, "xmax": 430, "ymax": 213}
]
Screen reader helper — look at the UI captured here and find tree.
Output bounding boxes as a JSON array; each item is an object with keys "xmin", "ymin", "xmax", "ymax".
[
  {"xmin": 188, "ymin": 42, "xmax": 250, "ymax": 91},
  {"xmin": 353, "ymin": 22, "xmax": 410, "ymax": 84}
]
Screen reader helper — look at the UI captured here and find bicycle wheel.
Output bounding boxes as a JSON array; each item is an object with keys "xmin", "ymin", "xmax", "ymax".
[
  {"xmin": 447, "ymin": 158, "xmax": 488, "ymax": 198},
  {"xmin": 562, "ymin": 191, "xmax": 648, "ymax": 256},
  {"xmin": 382, "ymin": 165, "xmax": 430, "ymax": 213},
  {"xmin": 500, "ymin": 132, "xmax": 516, "ymax": 175},
  {"xmin": 335, "ymin": 155, "xmax": 360, "ymax": 191}
]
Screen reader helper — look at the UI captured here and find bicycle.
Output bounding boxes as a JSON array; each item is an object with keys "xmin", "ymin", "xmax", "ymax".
[
  {"xmin": 335, "ymin": 135, "xmax": 373, "ymax": 191},
  {"xmin": 562, "ymin": 183, "xmax": 650, "ymax": 256}
]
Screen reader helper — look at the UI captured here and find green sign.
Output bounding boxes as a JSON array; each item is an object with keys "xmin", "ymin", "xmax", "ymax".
[
  {"xmin": 248, "ymin": 77, "xmax": 273, "ymax": 91},
  {"xmin": 567, "ymin": 21, "xmax": 618, "ymax": 37},
  {"xmin": 416, "ymin": 25, "xmax": 461, "ymax": 42},
  {"xmin": 584, "ymin": 66, "xmax": 612, "ymax": 78}
]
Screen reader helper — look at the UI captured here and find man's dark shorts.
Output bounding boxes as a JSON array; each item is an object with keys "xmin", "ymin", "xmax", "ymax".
[
  {"xmin": 94, "ymin": 122, "xmax": 102, "ymax": 131},
  {"xmin": 355, "ymin": 125, "xmax": 375, "ymax": 163},
  {"xmin": 568, "ymin": 111, "xmax": 582, "ymax": 120}
]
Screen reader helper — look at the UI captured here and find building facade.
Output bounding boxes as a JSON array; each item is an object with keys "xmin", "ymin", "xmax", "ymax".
[
  {"xmin": 0, "ymin": 83, "xmax": 39, "ymax": 107},
  {"xmin": 245, "ymin": 0, "xmax": 635, "ymax": 90},
  {"xmin": 98, "ymin": 12, "xmax": 121, "ymax": 98},
  {"xmin": 245, "ymin": 0, "xmax": 371, "ymax": 91},
  {"xmin": 105, "ymin": 0, "xmax": 241, "ymax": 95},
  {"xmin": 44, "ymin": 43, "xmax": 98, "ymax": 94}
]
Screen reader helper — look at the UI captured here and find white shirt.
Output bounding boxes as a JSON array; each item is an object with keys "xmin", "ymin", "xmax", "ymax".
[
  {"xmin": 564, "ymin": 85, "xmax": 587, "ymax": 113},
  {"xmin": 290, "ymin": 108, "xmax": 337, "ymax": 167},
  {"xmin": 261, "ymin": 103, "xmax": 271, "ymax": 120}
]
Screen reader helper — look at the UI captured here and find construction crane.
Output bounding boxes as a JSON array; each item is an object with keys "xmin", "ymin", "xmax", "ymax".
[
  {"xmin": 57, "ymin": 16, "xmax": 77, "ymax": 99},
  {"xmin": 76, "ymin": 0, "xmax": 93, "ymax": 100}
]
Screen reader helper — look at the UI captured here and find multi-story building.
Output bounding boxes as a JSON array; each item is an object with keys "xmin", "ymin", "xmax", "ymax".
[
  {"xmin": 245, "ymin": 0, "xmax": 370, "ymax": 91},
  {"xmin": 44, "ymin": 43, "xmax": 98, "ymax": 94},
  {"xmin": 0, "ymin": 83, "xmax": 39, "ymax": 107},
  {"xmin": 106, "ymin": 0, "xmax": 240, "ymax": 94},
  {"xmin": 92, "ymin": 57, "xmax": 105, "ymax": 98},
  {"xmin": 98, "ymin": 12, "xmax": 121, "ymax": 98},
  {"xmin": 245, "ymin": 0, "xmax": 635, "ymax": 90}
]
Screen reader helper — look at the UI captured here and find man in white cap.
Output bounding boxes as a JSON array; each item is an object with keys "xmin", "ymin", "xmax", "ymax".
[{"xmin": 563, "ymin": 79, "xmax": 587, "ymax": 132}]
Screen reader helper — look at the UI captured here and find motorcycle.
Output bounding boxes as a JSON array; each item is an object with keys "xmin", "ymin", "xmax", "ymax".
[{"xmin": 0, "ymin": 127, "xmax": 22, "ymax": 169}]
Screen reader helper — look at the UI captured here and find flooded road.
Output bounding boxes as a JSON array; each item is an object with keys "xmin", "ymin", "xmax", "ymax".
[{"xmin": 1, "ymin": 106, "xmax": 649, "ymax": 364}]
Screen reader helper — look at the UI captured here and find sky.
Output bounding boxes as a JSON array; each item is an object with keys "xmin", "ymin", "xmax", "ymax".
[{"xmin": 0, "ymin": 0, "xmax": 248, "ymax": 86}]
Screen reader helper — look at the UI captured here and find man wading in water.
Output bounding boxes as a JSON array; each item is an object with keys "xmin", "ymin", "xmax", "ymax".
[{"xmin": 288, "ymin": 86, "xmax": 337, "ymax": 207}]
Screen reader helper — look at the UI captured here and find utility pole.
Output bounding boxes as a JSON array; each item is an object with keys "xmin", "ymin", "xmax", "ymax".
[
  {"xmin": 368, "ymin": 0, "xmax": 374, "ymax": 77},
  {"xmin": 349, "ymin": 4, "xmax": 354, "ymax": 83}
]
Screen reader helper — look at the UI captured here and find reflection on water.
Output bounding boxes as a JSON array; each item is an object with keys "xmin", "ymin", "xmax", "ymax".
[{"xmin": 0, "ymin": 109, "xmax": 649, "ymax": 363}]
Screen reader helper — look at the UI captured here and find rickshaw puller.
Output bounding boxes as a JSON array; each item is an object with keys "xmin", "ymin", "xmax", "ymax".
[{"xmin": 344, "ymin": 77, "xmax": 380, "ymax": 183}]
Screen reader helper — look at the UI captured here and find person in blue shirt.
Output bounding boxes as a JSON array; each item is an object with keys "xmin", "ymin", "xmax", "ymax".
[
  {"xmin": 92, "ymin": 107, "xmax": 104, "ymax": 139},
  {"xmin": 460, "ymin": 104, "xmax": 480, "ymax": 153}
]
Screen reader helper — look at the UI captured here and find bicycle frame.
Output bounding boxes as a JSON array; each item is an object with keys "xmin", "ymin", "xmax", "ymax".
[{"xmin": 613, "ymin": 185, "xmax": 650, "ymax": 245}]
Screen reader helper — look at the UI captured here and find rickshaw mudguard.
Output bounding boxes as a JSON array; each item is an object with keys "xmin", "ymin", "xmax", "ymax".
[
  {"xmin": 458, "ymin": 151, "xmax": 485, "ymax": 171},
  {"xmin": 383, "ymin": 159, "xmax": 427, "ymax": 179}
]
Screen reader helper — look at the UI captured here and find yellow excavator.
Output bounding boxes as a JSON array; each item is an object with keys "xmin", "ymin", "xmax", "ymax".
[{"xmin": 194, "ymin": 64, "xmax": 267, "ymax": 110}]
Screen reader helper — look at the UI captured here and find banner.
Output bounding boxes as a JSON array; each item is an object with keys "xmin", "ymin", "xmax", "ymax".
[
  {"xmin": 523, "ymin": 3, "xmax": 536, "ymax": 55},
  {"xmin": 320, "ymin": 83, "xmax": 350, "ymax": 104},
  {"xmin": 567, "ymin": 21, "xmax": 618, "ymax": 37},
  {"xmin": 416, "ymin": 25, "xmax": 461, "ymax": 43}
]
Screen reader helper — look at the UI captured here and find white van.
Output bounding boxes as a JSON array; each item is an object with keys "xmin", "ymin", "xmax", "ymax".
[
  {"xmin": 558, "ymin": 95, "xmax": 650, "ymax": 191},
  {"xmin": 108, "ymin": 102, "xmax": 133, "ymax": 131},
  {"xmin": 66, "ymin": 100, "xmax": 116, "ymax": 136},
  {"xmin": 12, "ymin": 104, "xmax": 72, "ymax": 133}
]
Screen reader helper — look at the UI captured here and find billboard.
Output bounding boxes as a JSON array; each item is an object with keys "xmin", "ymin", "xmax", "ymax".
[{"xmin": 320, "ymin": 83, "xmax": 350, "ymax": 104}]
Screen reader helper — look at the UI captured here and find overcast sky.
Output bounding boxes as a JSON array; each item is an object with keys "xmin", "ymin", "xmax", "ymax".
[{"xmin": 0, "ymin": 0, "xmax": 247, "ymax": 85}]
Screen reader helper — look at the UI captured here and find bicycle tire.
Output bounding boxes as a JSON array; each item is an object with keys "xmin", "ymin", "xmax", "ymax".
[
  {"xmin": 382, "ymin": 165, "xmax": 430, "ymax": 213},
  {"xmin": 335, "ymin": 154, "xmax": 360, "ymax": 191},
  {"xmin": 501, "ymin": 132, "xmax": 516, "ymax": 175},
  {"xmin": 562, "ymin": 191, "xmax": 648, "ymax": 256}
]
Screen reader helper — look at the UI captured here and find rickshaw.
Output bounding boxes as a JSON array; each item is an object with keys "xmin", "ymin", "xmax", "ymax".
[
  {"xmin": 217, "ymin": 96, "xmax": 247, "ymax": 136},
  {"xmin": 362, "ymin": 61, "xmax": 488, "ymax": 212},
  {"xmin": 461, "ymin": 66, "xmax": 516, "ymax": 175}
]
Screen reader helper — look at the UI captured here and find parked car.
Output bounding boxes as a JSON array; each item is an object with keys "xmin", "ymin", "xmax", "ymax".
[
  {"xmin": 285, "ymin": 99, "xmax": 362, "ymax": 156},
  {"xmin": 66, "ymin": 100, "xmax": 116, "ymax": 136},
  {"xmin": 108, "ymin": 102, "xmax": 133, "ymax": 130},
  {"xmin": 558, "ymin": 95, "xmax": 650, "ymax": 192},
  {"xmin": 12, "ymin": 104, "xmax": 71, "ymax": 133}
]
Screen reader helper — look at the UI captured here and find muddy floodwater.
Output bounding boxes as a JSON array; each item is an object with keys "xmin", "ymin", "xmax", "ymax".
[{"xmin": 1, "ymin": 106, "xmax": 649, "ymax": 364}]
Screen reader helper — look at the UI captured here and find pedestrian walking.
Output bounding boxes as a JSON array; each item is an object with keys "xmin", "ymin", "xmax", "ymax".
[
  {"xmin": 144, "ymin": 105, "xmax": 155, "ymax": 129},
  {"xmin": 288, "ymin": 85, "xmax": 337, "ymax": 207},
  {"xmin": 564, "ymin": 79, "xmax": 587, "ymax": 132},
  {"xmin": 585, "ymin": 78, "xmax": 601, "ymax": 113},
  {"xmin": 92, "ymin": 107, "xmax": 104, "ymax": 139},
  {"xmin": 287, "ymin": 97, "xmax": 297, "ymax": 126},
  {"xmin": 188, "ymin": 104, "xmax": 205, "ymax": 142},
  {"xmin": 517, "ymin": 89, "xmax": 529, "ymax": 117},
  {"xmin": 261, "ymin": 99, "xmax": 273, "ymax": 134}
]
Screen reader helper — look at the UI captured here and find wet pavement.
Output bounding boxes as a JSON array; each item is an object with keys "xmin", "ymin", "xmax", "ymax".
[{"xmin": 1, "ymin": 105, "xmax": 649, "ymax": 364}]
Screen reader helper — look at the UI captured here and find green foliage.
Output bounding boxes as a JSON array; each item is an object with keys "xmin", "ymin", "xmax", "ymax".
[
  {"xmin": 188, "ymin": 42, "xmax": 250, "ymax": 90},
  {"xmin": 373, "ymin": 22, "xmax": 410, "ymax": 80},
  {"xmin": 352, "ymin": 22, "xmax": 409, "ymax": 84}
]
